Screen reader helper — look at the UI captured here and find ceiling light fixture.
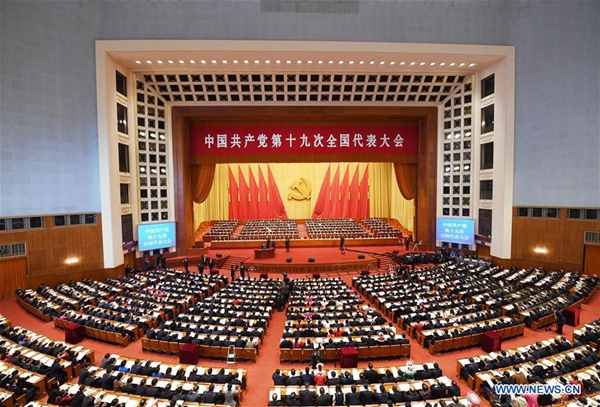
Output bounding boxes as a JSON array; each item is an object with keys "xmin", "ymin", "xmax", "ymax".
[
  {"xmin": 189, "ymin": 60, "xmax": 195, "ymax": 64},
  {"xmin": 286, "ymin": 60, "xmax": 292, "ymax": 64},
  {"xmin": 469, "ymin": 63, "xmax": 476, "ymax": 67},
  {"xmin": 307, "ymin": 60, "xmax": 312, "ymax": 64},
  {"xmin": 430, "ymin": 62, "xmax": 436, "ymax": 66},
  {"xmin": 157, "ymin": 60, "xmax": 163, "ymax": 64},
  {"xmin": 390, "ymin": 61, "xmax": 395, "ymax": 65},
  {"xmin": 265, "ymin": 60, "xmax": 270, "ymax": 64},
  {"xmin": 146, "ymin": 60, "xmax": 152, "ymax": 64},
  {"xmin": 211, "ymin": 60, "xmax": 217, "ymax": 64},
  {"xmin": 167, "ymin": 60, "xmax": 174, "ymax": 64},
  {"xmin": 449, "ymin": 63, "xmax": 456, "ymax": 66},
  {"xmin": 232, "ymin": 60, "xmax": 238, "ymax": 64},
  {"xmin": 178, "ymin": 60, "xmax": 185, "ymax": 64},
  {"xmin": 439, "ymin": 62, "xmax": 446, "ymax": 66},
  {"xmin": 243, "ymin": 60, "xmax": 249, "ymax": 64},
  {"xmin": 349, "ymin": 61, "xmax": 355, "ymax": 65},
  {"xmin": 369, "ymin": 61, "xmax": 375, "ymax": 65},
  {"xmin": 419, "ymin": 62, "xmax": 426, "ymax": 66},
  {"xmin": 297, "ymin": 60, "xmax": 302, "ymax": 64},
  {"xmin": 222, "ymin": 60, "xmax": 228, "ymax": 64},
  {"xmin": 255, "ymin": 60, "xmax": 260, "ymax": 64},
  {"xmin": 329, "ymin": 60, "xmax": 334, "ymax": 64},
  {"xmin": 359, "ymin": 61, "xmax": 364, "ymax": 65},
  {"xmin": 318, "ymin": 60, "xmax": 323, "ymax": 64},
  {"xmin": 410, "ymin": 62, "xmax": 416, "ymax": 66},
  {"xmin": 275, "ymin": 60, "xmax": 281, "ymax": 64},
  {"xmin": 400, "ymin": 62, "xmax": 406, "ymax": 65},
  {"xmin": 459, "ymin": 63, "xmax": 466, "ymax": 66},
  {"xmin": 135, "ymin": 60, "xmax": 141, "ymax": 64}
]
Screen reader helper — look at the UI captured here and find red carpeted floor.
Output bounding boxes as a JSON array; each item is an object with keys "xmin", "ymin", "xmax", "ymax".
[
  {"xmin": 207, "ymin": 245, "xmax": 402, "ymax": 266},
  {"xmin": 1, "ymin": 257, "xmax": 599, "ymax": 407}
]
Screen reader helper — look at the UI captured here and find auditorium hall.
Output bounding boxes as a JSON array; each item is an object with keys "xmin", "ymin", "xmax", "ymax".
[{"xmin": 0, "ymin": 1, "xmax": 599, "ymax": 407}]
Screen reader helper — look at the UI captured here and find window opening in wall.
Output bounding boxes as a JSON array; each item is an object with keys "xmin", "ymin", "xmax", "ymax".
[
  {"xmin": 481, "ymin": 104, "xmax": 494, "ymax": 134},
  {"xmin": 481, "ymin": 74, "xmax": 495, "ymax": 98},
  {"xmin": 480, "ymin": 180, "xmax": 493, "ymax": 200},
  {"xmin": 117, "ymin": 103, "xmax": 128, "ymax": 134},
  {"xmin": 116, "ymin": 71, "xmax": 127, "ymax": 96},
  {"xmin": 481, "ymin": 142, "xmax": 494, "ymax": 170},
  {"xmin": 478, "ymin": 209, "xmax": 492, "ymax": 237},
  {"xmin": 118, "ymin": 143, "xmax": 130, "ymax": 173}
]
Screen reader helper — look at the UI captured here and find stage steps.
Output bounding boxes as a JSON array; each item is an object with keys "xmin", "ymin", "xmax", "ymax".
[
  {"xmin": 220, "ymin": 255, "xmax": 248, "ymax": 271},
  {"xmin": 374, "ymin": 254, "xmax": 394, "ymax": 272},
  {"xmin": 297, "ymin": 223, "xmax": 309, "ymax": 239},
  {"xmin": 230, "ymin": 225, "xmax": 244, "ymax": 239}
]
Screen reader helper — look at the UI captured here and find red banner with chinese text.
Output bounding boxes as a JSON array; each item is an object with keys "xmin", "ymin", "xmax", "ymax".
[{"xmin": 190, "ymin": 124, "xmax": 418, "ymax": 156}]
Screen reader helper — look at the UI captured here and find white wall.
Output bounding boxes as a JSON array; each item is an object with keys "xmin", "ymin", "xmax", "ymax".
[{"xmin": 1, "ymin": 0, "xmax": 598, "ymax": 218}]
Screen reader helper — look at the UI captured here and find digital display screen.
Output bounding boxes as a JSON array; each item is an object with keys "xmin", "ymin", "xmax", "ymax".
[
  {"xmin": 436, "ymin": 218, "xmax": 475, "ymax": 245},
  {"xmin": 137, "ymin": 222, "xmax": 176, "ymax": 251}
]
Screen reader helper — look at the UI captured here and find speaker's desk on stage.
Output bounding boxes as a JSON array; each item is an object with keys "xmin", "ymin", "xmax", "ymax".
[{"xmin": 254, "ymin": 247, "xmax": 275, "ymax": 259}]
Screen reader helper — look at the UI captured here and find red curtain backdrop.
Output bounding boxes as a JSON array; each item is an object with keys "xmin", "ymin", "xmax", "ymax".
[
  {"xmin": 394, "ymin": 162, "xmax": 417, "ymax": 200},
  {"xmin": 359, "ymin": 164, "xmax": 370, "ymax": 218},
  {"xmin": 191, "ymin": 164, "xmax": 216, "ymax": 204},
  {"xmin": 311, "ymin": 164, "xmax": 370, "ymax": 219},
  {"xmin": 311, "ymin": 165, "xmax": 331, "ymax": 219},
  {"xmin": 348, "ymin": 166, "xmax": 360, "ymax": 218},
  {"xmin": 228, "ymin": 166, "xmax": 239, "ymax": 219},
  {"xmin": 267, "ymin": 166, "xmax": 288, "ymax": 219},
  {"xmin": 248, "ymin": 168, "xmax": 259, "ymax": 220},
  {"xmin": 237, "ymin": 167, "xmax": 249, "ymax": 220},
  {"xmin": 228, "ymin": 165, "xmax": 288, "ymax": 220}
]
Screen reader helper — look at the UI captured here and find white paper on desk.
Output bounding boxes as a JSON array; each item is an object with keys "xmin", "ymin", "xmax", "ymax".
[
  {"xmin": 270, "ymin": 388, "xmax": 281, "ymax": 398},
  {"xmin": 131, "ymin": 377, "xmax": 142, "ymax": 385},
  {"xmin": 398, "ymin": 383, "xmax": 410, "ymax": 392},
  {"xmin": 102, "ymin": 395, "xmax": 117, "ymax": 403},
  {"xmin": 542, "ymin": 360, "xmax": 554, "ymax": 367},
  {"xmin": 287, "ymin": 386, "xmax": 299, "ymax": 394},
  {"xmin": 182, "ymin": 382, "xmax": 195, "ymax": 391},
  {"xmin": 125, "ymin": 400, "xmax": 138, "ymax": 407},
  {"xmin": 438, "ymin": 376, "xmax": 452, "ymax": 386},
  {"xmin": 68, "ymin": 384, "xmax": 80, "ymax": 395},
  {"xmin": 26, "ymin": 375, "xmax": 41, "ymax": 383},
  {"xmin": 412, "ymin": 381, "xmax": 423, "ymax": 390},
  {"xmin": 156, "ymin": 380, "xmax": 168, "ymax": 388},
  {"xmin": 118, "ymin": 396, "xmax": 130, "ymax": 403},
  {"xmin": 352, "ymin": 370, "xmax": 361, "ymax": 380}
]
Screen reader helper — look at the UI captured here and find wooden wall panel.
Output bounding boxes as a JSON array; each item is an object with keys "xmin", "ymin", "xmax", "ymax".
[
  {"xmin": 0, "ymin": 257, "xmax": 28, "ymax": 299},
  {"xmin": 584, "ymin": 245, "xmax": 600, "ymax": 277},
  {"xmin": 0, "ymin": 215, "xmax": 106, "ymax": 288},
  {"xmin": 510, "ymin": 208, "xmax": 600, "ymax": 271}
]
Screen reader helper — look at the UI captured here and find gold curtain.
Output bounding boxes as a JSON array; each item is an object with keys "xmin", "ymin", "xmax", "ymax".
[
  {"xmin": 193, "ymin": 162, "xmax": 414, "ymax": 230},
  {"xmin": 191, "ymin": 164, "xmax": 216, "ymax": 204},
  {"xmin": 394, "ymin": 163, "xmax": 417, "ymax": 200}
]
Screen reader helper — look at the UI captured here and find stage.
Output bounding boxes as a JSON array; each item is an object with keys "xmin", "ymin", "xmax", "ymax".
[{"xmin": 205, "ymin": 245, "xmax": 406, "ymax": 274}]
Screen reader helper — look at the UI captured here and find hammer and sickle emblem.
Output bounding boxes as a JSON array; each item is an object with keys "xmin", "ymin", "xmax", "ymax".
[{"xmin": 288, "ymin": 178, "xmax": 312, "ymax": 201}]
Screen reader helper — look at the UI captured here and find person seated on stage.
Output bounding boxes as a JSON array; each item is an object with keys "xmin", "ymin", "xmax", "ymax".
[{"xmin": 269, "ymin": 392, "xmax": 284, "ymax": 406}]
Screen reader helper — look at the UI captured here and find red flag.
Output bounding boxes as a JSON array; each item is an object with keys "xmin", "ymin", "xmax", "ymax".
[
  {"xmin": 348, "ymin": 165, "xmax": 360, "ymax": 218},
  {"xmin": 359, "ymin": 164, "xmax": 370, "ymax": 218},
  {"xmin": 329, "ymin": 165, "xmax": 341, "ymax": 218},
  {"xmin": 312, "ymin": 165, "xmax": 331, "ymax": 219},
  {"xmin": 257, "ymin": 166, "xmax": 269, "ymax": 218},
  {"xmin": 228, "ymin": 165, "xmax": 239, "ymax": 220},
  {"xmin": 248, "ymin": 167, "xmax": 259, "ymax": 220},
  {"xmin": 237, "ymin": 166, "xmax": 249, "ymax": 220},
  {"xmin": 267, "ymin": 165, "xmax": 288, "ymax": 219},
  {"xmin": 339, "ymin": 165, "xmax": 350, "ymax": 218}
]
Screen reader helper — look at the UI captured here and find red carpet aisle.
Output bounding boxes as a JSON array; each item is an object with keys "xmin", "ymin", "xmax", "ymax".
[{"xmin": 0, "ymin": 271, "xmax": 599, "ymax": 407}]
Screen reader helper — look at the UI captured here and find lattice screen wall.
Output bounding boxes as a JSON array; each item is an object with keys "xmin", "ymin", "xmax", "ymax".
[
  {"xmin": 135, "ymin": 77, "xmax": 170, "ymax": 224},
  {"xmin": 440, "ymin": 78, "xmax": 474, "ymax": 249}
]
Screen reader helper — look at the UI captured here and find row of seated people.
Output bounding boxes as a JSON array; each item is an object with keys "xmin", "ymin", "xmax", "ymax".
[
  {"xmin": 458, "ymin": 336, "xmax": 580, "ymax": 382},
  {"xmin": 477, "ymin": 344, "xmax": 599, "ymax": 393},
  {"xmin": 80, "ymin": 304, "xmax": 153, "ymax": 333},
  {"xmin": 268, "ymin": 362, "xmax": 462, "ymax": 406},
  {"xmin": 353, "ymin": 262, "xmax": 596, "ymax": 351},
  {"xmin": 204, "ymin": 220, "xmax": 239, "ymax": 238},
  {"xmin": 273, "ymin": 363, "xmax": 447, "ymax": 386},
  {"xmin": 0, "ymin": 359, "xmax": 48, "ymax": 402},
  {"xmin": 144, "ymin": 277, "xmax": 280, "ymax": 359},
  {"xmin": 35, "ymin": 285, "xmax": 79, "ymax": 310},
  {"xmin": 0, "ymin": 325, "xmax": 95, "ymax": 365},
  {"xmin": 574, "ymin": 318, "xmax": 600, "ymax": 349},
  {"xmin": 15, "ymin": 290, "xmax": 62, "ymax": 321},
  {"xmin": 239, "ymin": 219, "xmax": 299, "ymax": 237},
  {"xmin": 482, "ymin": 361, "xmax": 600, "ymax": 406},
  {"xmin": 96, "ymin": 354, "xmax": 246, "ymax": 388},
  {"xmin": 54, "ymin": 310, "xmax": 138, "ymax": 344},
  {"xmin": 51, "ymin": 381, "xmax": 240, "ymax": 407},
  {"xmin": 360, "ymin": 218, "xmax": 402, "ymax": 237},
  {"xmin": 304, "ymin": 219, "xmax": 369, "ymax": 238},
  {"xmin": 0, "ymin": 315, "xmax": 10, "ymax": 330},
  {"xmin": 81, "ymin": 278, "xmax": 125, "ymax": 297},
  {"xmin": 93, "ymin": 296, "xmax": 170, "ymax": 324},
  {"xmin": 0, "ymin": 338, "xmax": 70, "ymax": 382},
  {"xmin": 54, "ymin": 283, "xmax": 97, "ymax": 306},
  {"xmin": 74, "ymin": 364, "xmax": 243, "ymax": 405},
  {"xmin": 16, "ymin": 270, "xmax": 226, "ymax": 331}
]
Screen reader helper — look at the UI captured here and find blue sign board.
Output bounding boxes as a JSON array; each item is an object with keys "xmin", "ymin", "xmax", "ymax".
[
  {"xmin": 138, "ymin": 222, "xmax": 176, "ymax": 251},
  {"xmin": 436, "ymin": 218, "xmax": 475, "ymax": 245}
]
